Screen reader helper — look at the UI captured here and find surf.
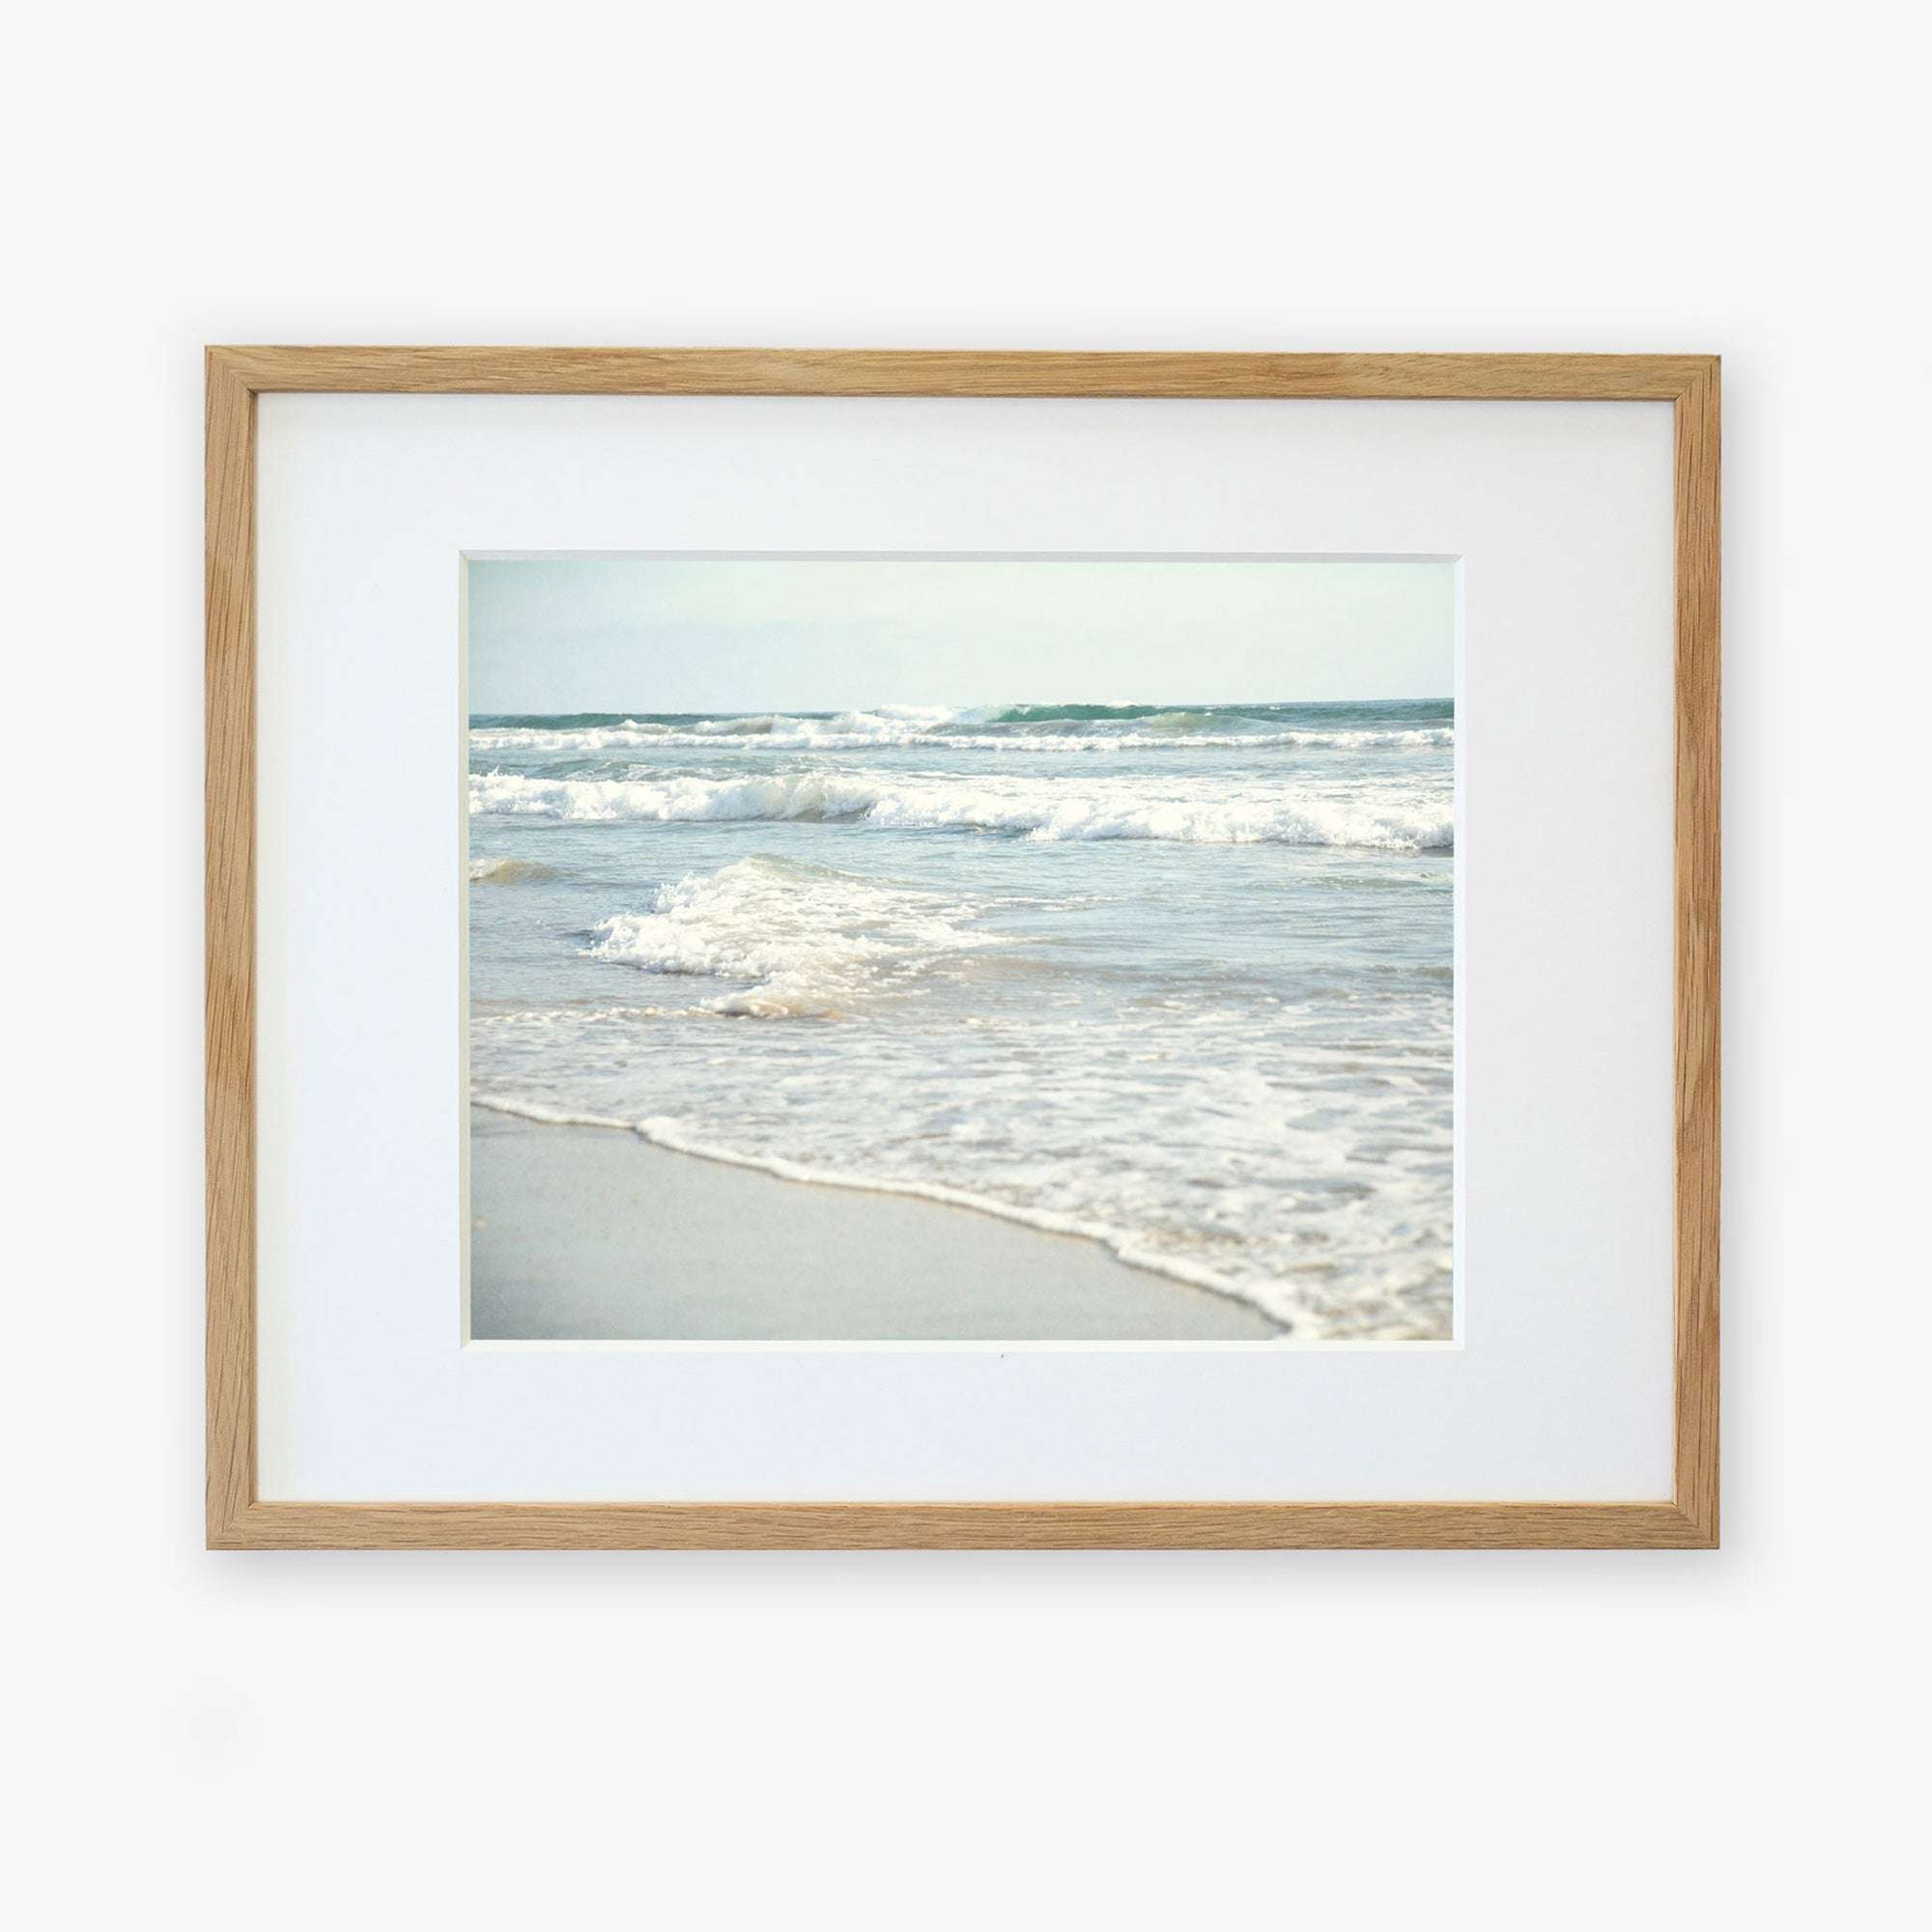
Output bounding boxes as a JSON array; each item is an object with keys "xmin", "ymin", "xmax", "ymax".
[{"xmin": 469, "ymin": 768, "xmax": 1452, "ymax": 851}]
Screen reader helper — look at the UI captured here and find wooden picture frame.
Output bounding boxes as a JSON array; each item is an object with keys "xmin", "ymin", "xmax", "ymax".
[{"xmin": 207, "ymin": 348, "xmax": 1719, "ymax": 1549}]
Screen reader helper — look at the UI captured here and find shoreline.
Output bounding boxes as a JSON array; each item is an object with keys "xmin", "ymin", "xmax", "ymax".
[
  {"xmin": 472, "ymin": 1092, "xmax": 1275, "ymax": 1313},
  {"xmin": 469, "ymin": 1105, "xmax": 1282, "ymax": 1342}
]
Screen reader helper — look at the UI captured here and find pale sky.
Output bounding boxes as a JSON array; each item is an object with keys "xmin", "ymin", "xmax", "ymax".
[{"xmin": 466, "ymin": 556, "xmax": 1455, "ymax": 715}]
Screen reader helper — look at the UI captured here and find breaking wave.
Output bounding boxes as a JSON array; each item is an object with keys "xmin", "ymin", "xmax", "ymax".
[
  {"xmin": 469, "ymin": 768, "xmax": 1452, "ymax": 851},
  {"xmin": 475, "ymin": 711, "xmax": 1453, "ymax": 753},
  {"xmin": 583, "ymin": 855, "xmax": 999, "ymax": 1017},
  {"xmin": 469, "ymin": 855, "xmax": 554, "ymax": 885}
]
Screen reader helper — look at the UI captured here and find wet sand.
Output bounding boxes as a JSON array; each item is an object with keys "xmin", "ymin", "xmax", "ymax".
[{"xmin": 469, "ymin": 1106, "xmax": 1278, "ymax": 1341}]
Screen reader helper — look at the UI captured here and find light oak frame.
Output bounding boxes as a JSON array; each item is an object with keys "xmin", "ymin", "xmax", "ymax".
[{"xmin": 207, "ymin": 348, "xmax": 1719, "ymax": 1549}]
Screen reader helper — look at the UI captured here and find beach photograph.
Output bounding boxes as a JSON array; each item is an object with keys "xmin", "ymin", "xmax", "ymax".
[{"xmin": 467, "ymin": 556, "xmax": 1455, "ymax": 1342}]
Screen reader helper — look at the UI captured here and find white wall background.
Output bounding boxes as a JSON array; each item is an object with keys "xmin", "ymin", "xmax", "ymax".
[{"xmin": 8, "ymin": 3, "xmax": 1924, "ymax": 1925}]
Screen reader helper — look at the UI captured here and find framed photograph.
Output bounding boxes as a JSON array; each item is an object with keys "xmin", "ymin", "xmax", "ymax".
[{"xmin": 207, "ymin": 348, "xmax": 1719, "ymax": 1548}]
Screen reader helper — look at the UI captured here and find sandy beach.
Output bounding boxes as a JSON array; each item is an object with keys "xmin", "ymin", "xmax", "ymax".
[{"xmin": 469, "ymin": 1106, "xmax": 1279, "ymax": 1341}]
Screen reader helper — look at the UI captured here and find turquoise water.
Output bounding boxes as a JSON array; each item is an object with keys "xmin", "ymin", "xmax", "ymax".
[{"xmin": 468, "ymin": 700, "xmax": 1453, "ymax": 1339}]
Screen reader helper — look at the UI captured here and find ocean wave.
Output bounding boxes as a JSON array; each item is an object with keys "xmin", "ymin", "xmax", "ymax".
[
  {"xmin": 469, "ymin": 715, "xmax": 1453, "ymax": 755},
  {"xmin": 469, "ymin": 768, "xmax": 1452, "ymax": 850},
  {"xmin": 584, "ymin": 855, "xmax": 1000, "ymax": 1016},
  {"xmin": 471, "ymin": 706, "xmax": 952, "ymax": 753},
  {"xmin": 469, "ymin": 855, "xmax": 555, "ymax": 884},
  {"xmin": 473, "ymin": 768, "xmax": 883, "ymax": 824}
]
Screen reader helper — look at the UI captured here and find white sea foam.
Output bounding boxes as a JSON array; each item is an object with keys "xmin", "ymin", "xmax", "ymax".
[
  {"xmin": 472, "ymin": 768, "xmax": 879, "ymax": 824},
  {"xmin": 472, "ymin": 851, "xmax": 1453, "ymax": 1334},
  {"xmin": 469, "ymin": 768, "xmax": 1452, "ymax": 850},
  {"xmin": 584, "ymin": 855, "xmax": 1000, "ymax": 1016}
]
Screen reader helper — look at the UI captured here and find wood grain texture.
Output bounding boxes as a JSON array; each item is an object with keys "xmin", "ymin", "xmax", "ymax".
[
  {"xmin": 213, "ymin": 345, "xmax": 1711, "ymax": 401},
  {"xmin": 1673, "ymin": 361, "xmax": 1721, "ymax": 1544},
  {"xmin": 206, "ymin": 351, "xmax": 257, "ymax": 1545},
  {"xmin": 209, "ymin": 1501, "xmax": 1714, "ymax": 1551},
  {"xmin": 204, "ymin": 347, "xmax": 1721, "ymax": 1550}
]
